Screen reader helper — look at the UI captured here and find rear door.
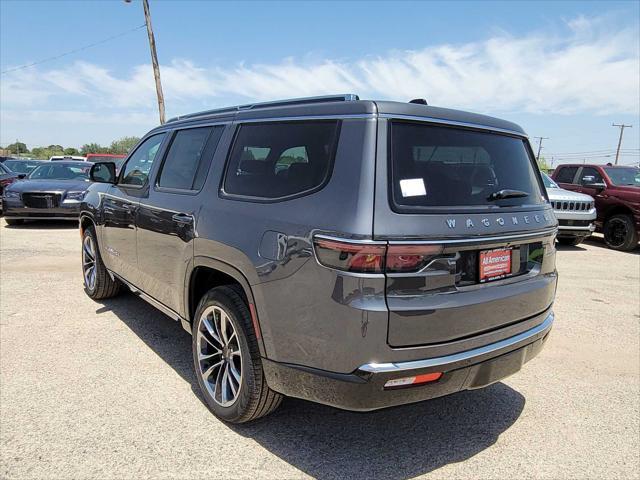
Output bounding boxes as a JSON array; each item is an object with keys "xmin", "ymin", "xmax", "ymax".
[
  {"xmin": 554, "ymin": 166, "xmax": 580, "ymax": 192},
  {"xmin": 136, "ymin": 125, "xmax": 225, "ymax": 315},
  {"xmin": 101, "ymin": 133, "xmax": 167, "ymax": 285},
  {"xmin": 374, "ymin": 118, "xmax": 557, "ymax": 347}
]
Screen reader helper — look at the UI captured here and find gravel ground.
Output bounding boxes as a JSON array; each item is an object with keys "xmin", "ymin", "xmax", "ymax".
[{"xmin": 1, "ymin": 219, "xmax": 638, "ymax": 480}]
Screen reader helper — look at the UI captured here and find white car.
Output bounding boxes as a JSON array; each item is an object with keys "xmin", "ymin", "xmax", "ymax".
[{"xmin": 542, "ymin": 173, "xmax": 596, "ymax": 246}]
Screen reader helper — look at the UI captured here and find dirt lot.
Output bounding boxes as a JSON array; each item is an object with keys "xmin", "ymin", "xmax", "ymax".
[{"xmin": 1, "ymin": 219, "xmax": 638, "ymax": 480}]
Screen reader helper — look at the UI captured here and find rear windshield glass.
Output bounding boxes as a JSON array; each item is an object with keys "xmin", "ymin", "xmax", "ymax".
[
  {"xmin": 390, "ymin": 122, "xmax": 545, "ymax": 210},
  {"xmin": 603, "ymin": 167, "xmax": 640, "ymax": 187},
  {"xmin": 88, "ymin": 155, "xmax": 123, "ymax": 163}
]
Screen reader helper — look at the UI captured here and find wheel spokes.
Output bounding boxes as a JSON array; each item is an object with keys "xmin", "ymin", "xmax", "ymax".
[
  {"xmin": 197, "ymin": 305, "xmax": 243, "ymax": 407},
  {"xmin": 202, "ymin": 316, "xmax": 223, "ymax": 348},
  {"xmin": 202, "ymin": 360, "xmax": 224, "ymax": 380}
]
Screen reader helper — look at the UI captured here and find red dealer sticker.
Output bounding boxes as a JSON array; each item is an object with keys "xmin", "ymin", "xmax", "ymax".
[{"xmin": 479, "ymin": 248, "xmax": 512, "ymax": 283}]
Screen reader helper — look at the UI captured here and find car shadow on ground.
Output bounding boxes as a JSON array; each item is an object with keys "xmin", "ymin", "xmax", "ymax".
[
  {"xmin": 583, "ymin": 234, "xmax": 639, "ymax": 254},
  {"xmin": 96, "ymin": 292, "xmax": 526, "ymax": 480},
  {"xmin": 1, "ymin": 219, "xmax": 78, "ymax": 229},
  {"xmin": 555, "ymin": 242, "xmax": 588, "ymax": 252}
]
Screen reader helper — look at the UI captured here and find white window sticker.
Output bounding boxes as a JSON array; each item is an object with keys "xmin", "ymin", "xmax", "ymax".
[{"xmin": 399, "ymin": 178, "xmax": 426, "ymax": 197}]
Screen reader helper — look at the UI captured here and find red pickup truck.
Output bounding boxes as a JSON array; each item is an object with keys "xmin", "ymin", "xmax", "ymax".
[{"xmin": 552, "ymin": 164, "xmax": 639, "ymax": 251}]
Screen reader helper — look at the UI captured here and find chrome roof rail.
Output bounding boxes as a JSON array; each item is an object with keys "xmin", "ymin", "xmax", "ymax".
[{"xmin": 166, "ymin": 94, "xmax": 360, "ymax": 123}]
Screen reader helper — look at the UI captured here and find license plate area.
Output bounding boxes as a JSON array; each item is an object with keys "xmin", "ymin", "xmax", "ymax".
[{"xmin": 479, "ymin": 247, "xmax": 512, "ymax": 283}]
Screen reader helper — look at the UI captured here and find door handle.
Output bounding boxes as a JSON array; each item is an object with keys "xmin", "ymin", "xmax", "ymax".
[{"xmin": 172, "ymin": 213, "xmax": 194, "ymax": 224}]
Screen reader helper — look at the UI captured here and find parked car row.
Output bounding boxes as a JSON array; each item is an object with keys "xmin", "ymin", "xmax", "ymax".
[
  {"xmin": 541, "ymin": 173, "xmax": 596, "ymax": 246},
  {"xmin": 1, "ymin": 161, "xmax": 92, "ymax": 224},
  {"xmin": 552, "ymin": 164, "xmax": 639, "ymax": 251},
  {"xmin": 1, "ymin": 140, "xmax": 638, "ymax": 254},
  {"xmin": 1, "ymin": 95, "xmax": 637, "ymax": 425}
]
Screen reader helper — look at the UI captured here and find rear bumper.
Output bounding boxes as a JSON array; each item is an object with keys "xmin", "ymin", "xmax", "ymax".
[
  {"xmin": 557, "ymin": 223, "xmax": 596, "ymax": 238},
  {"xmin": 263, "ymin": 312, "xmax": 553, "ymax": 411}
]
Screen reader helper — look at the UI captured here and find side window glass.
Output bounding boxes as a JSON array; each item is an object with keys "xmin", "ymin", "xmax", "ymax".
[
  {"xmin": 275, "ymin": 146, "xmax": 308, "ymax": 175},
  {"xmin": 224, "ymin": 121, "xmax": 339, "ymax": 199},
  {"xmin": 157, "ymin": 127, "xmax": 213, "ymax": 190},
  {"xmin": 580, "ymin": 167, "xmax": 603, "ymax": 185},
  {"xmin": 120, "ymin": 134, "xmax": 165, "ymax": 186},
  {"xmin": 555, "ymin": 167, "xmax": 578, "ymax": 184}
]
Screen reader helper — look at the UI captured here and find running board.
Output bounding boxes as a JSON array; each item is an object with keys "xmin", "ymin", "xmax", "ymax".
[{"xmin": 109, "ymin": 270, "xmax": 192, "ymax": 334}]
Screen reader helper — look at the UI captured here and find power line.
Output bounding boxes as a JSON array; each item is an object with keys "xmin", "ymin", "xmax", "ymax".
[
  {"xmin": 1, "ymin": 24, "xmax": 146, "ymax": 75},
  {"xmin": 546, "ymin": 148, "xmax": 639, "ymax": 155},
  {"xmin": 550, "ymin": 152, "xmax": 640, "ymax": 159}
]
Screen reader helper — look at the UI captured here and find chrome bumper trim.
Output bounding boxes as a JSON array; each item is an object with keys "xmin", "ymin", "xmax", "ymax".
[
  {"xmin": 359, "ymin": 312, "xmax": 554, "ymax": 373},
  {"xmin": 558, "ymin": 225, "xmax": 596, "ymax": 232}
]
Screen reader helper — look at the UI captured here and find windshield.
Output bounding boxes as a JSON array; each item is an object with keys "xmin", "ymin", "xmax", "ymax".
[
  {"xmin": 604, "ymin": 167, "xmax": 640, "ymax": 187},
  {"xmin": 4, "ymin": 160, "xmax": 41, "ymax": 174},
  {"xmin": 28, "ymin": 164, "xmax": 90, "ymax": 181},
  {"xmin": 542, "ymin": 173, "xmax": 559, "ymax": 188},
  {"xmin": 390, "ymin": 122, "xmax": 545, "ymax": 210}
]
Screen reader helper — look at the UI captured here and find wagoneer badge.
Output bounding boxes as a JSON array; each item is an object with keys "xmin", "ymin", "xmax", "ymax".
[{"xmin": 446, "ymin": 213, "xmax": 550, "ymax": 229}]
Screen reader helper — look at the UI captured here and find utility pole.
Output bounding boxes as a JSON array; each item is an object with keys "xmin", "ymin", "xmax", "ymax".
[
  {"xmin": 612, "ymin": 123, "xmax": 632, "ymax": 165},
  {"xmin": 126, "ymin": 0, "xmax": 165, "ymax": 124},
  {"xmin": 533, "ymin": 136, "xmax": 548, "ymax": 161}
]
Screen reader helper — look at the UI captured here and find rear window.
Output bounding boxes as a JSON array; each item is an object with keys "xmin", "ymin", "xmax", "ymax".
[
  {"xmin": 555, "ymin": 166, "xmax": 578, "ymax": 184},
  {"xmin": 603, "ymin": 166, "xmax": 640, "ymax": 187},
  {"xmin": 389, "ymin": 122, "xmax": 545, "ymax": 210},
  {"xmin": 158, "ymin": 126, "xmax": 222, "ymax": 191},
  {"xmin": 223, "ymin": 121, "xmax": 340, "ymax": 199}
]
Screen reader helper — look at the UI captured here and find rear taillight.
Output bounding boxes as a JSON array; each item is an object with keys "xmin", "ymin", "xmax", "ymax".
[
  {"xmin": 314, "ymin": 238, "xmax": 386, "ymax": 273},
  {"xmin": 313, "ymin": 237, "xmax": 443, "ymax": 274},
  {"xmin": 0, "ymin": 177, "xmax": 16, "ymax": 187},
  {"xmin": 385, "ymin": 244, "xmax": 444, "ymax": 273}
]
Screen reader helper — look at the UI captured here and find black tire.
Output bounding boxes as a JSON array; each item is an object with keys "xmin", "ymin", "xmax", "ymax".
[
  {"xmin": 603, "ymin": 214, "xmax": 638, "ymax": 251},
  {"xmin": 4, "ymin": 218, "xmax": 23, "ymax": 226},
  {"xmin": 557, "ymin": 237, "xmax": 584, "ymax": 246},
  {"xmin": 82, "ymin": 227, "xmax": 121, "ymax": 299},
  {"xmin": 192, "ymin": 285, "xmax": 282, "ymax": 423}
]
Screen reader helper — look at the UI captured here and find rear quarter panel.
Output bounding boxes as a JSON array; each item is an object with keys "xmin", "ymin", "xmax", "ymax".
[{"xmin": 193, "ymin": 117, "xmax": 382, "ymax": 371}]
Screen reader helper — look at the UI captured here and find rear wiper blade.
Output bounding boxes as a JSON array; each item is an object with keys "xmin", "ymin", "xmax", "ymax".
[{"xmin": 487, "ymin": 189, "xmax": 529, "ymax": 201}]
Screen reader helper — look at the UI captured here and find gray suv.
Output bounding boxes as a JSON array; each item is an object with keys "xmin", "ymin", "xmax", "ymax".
[{"xmin": 81, "ymin": 95, "xmax": 557, "ymax": 423}]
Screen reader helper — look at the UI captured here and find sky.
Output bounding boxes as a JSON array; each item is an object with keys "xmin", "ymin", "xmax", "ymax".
[{"xmin": 1, "ymin": 0, "xmax": 639, "ymax": 166}]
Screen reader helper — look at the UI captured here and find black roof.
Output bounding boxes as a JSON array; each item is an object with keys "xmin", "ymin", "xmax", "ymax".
[{"xmin": 155, "ymin": 94, "xmax": 526, "ymax": 136}]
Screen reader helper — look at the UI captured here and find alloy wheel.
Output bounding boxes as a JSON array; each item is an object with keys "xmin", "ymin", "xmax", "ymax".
[
  {"xmin": 82, "ymin": 235, "xmax": 97, "ymax": 291},
  {"xmin": 605, "ymin": 218, "xmax": 628, "ymax": 248},
  {"xmin": 196, "ymin": 305, "xmax": 243, "ymax": 407}
]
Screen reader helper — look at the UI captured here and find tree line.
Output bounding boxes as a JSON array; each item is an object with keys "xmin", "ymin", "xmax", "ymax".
[{"xmin": 4, "ymin": 137, "xmax": 141, "ymax": 160}]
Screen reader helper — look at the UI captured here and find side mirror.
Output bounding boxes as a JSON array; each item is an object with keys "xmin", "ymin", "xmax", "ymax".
[
  {"xmin": 17, "ymin": 173, "xmax": 26, "ymax": 179},
  {"xmin": 90, "ymin": 162, "xmax": 117, "ymax": 184},
  {"xmin": 584, "ymin": 181, "xmax": 606, "ymax": 190}
]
